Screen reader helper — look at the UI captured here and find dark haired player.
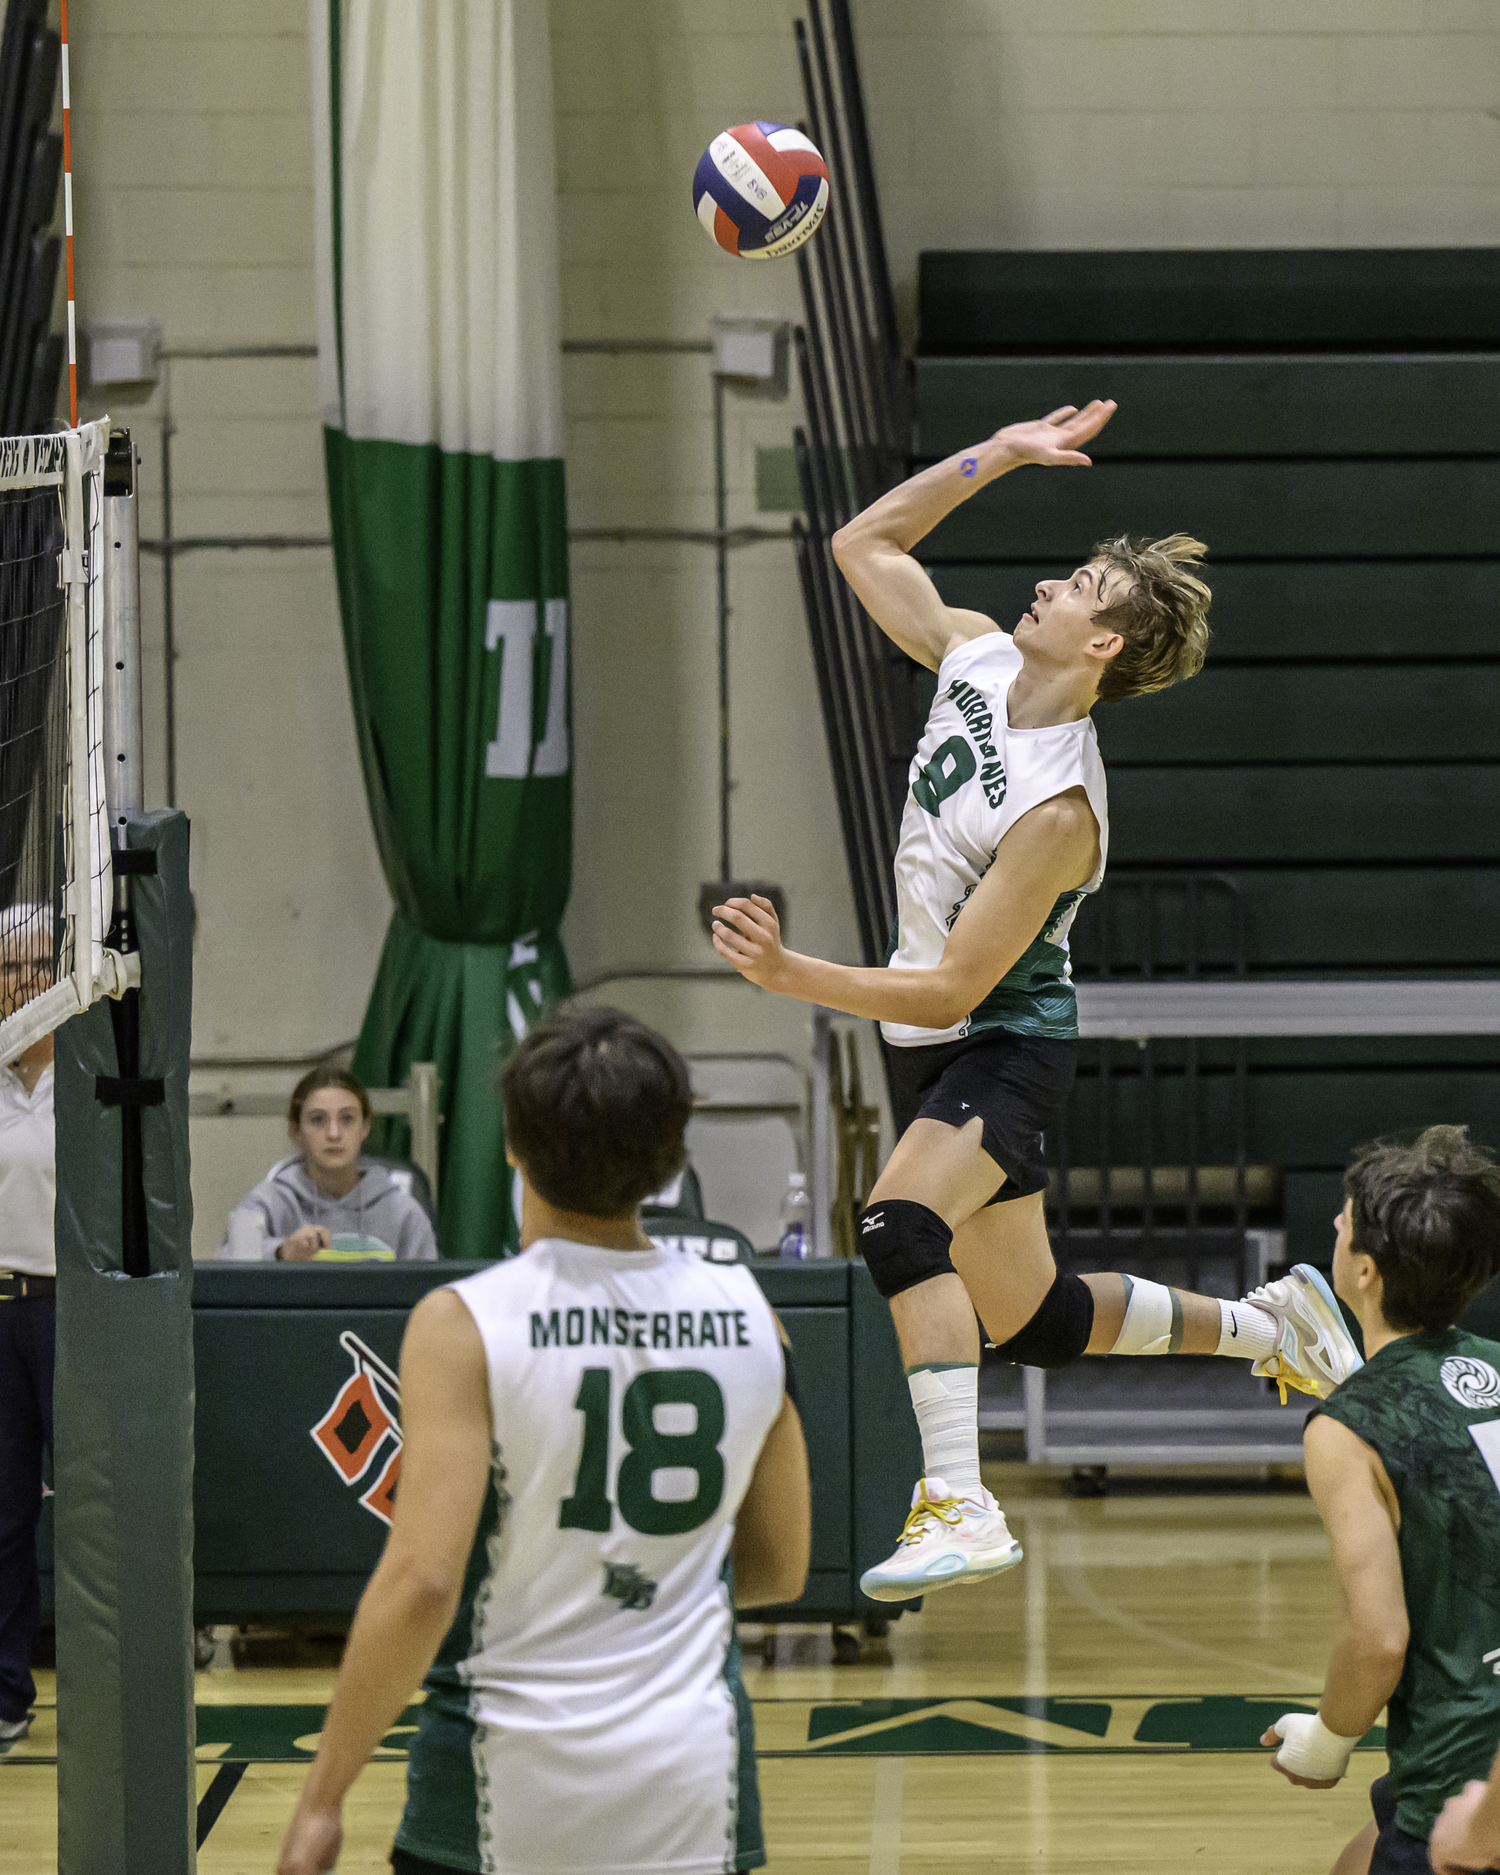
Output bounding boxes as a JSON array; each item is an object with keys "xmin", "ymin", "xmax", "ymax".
[
  {"xmin": 277, "ymin": 1006, "xmax": 811, "ymax": 1875},
  {"xmin": 713, "ymin": 403, "xmax": 1361, "ymax": 1597},
  {"xmin": 1258, "ymin": 1126, "xmax": 1500, "ymax": 1875}
]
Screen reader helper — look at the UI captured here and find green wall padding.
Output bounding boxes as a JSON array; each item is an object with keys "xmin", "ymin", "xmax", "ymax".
[{"xmin": 54, "ymin": 810, "xmax": 195, "ymax": 1875}]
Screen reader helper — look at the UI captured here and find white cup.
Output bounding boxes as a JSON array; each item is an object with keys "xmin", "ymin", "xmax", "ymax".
[{"xmin": 224, "ymin": 1210, "xmax": 265, "ymax": 1261}]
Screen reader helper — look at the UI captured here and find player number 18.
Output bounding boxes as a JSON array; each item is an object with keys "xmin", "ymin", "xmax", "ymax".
[{"xmin": 559, "ymin": 1368, "xmax": 727, "ymax": 1536}]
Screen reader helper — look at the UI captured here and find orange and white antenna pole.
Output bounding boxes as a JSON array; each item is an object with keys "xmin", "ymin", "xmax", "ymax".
[{"xmin": 59, "ymin": 0, "xmax": 77, "ymax": 428}]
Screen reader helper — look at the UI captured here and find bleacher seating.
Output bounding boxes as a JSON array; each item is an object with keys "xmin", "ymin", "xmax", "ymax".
[{"xmin": 913, "ymin": 247, "xmax": 1500, "ymax": 1263}]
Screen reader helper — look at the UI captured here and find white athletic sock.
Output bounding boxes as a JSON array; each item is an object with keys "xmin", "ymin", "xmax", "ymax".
[
  {"xmin": 1214, "ymin": 1299, "xmax": 1280, "ymax": 1362},
  {"xmin": 1110, "ymin": 1277, "xmax": 1281, "ymax": 1361},
  {"xmin": 906, "ymin": 1363, "xmax": 982, "ymax": 1502}
]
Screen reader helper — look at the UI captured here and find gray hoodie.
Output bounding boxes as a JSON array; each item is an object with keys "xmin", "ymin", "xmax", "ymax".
[{"xmin": 223, "ymin": 1156, "xmax": 438, "ymax": 1262}]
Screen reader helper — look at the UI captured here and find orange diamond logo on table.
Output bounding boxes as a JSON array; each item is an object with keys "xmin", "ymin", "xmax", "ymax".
[{"xmin": 310, "ymin": 1331, "xmax": 402, "ymax": 1525}]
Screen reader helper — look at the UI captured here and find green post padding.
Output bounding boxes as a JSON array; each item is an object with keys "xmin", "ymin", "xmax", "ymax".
[{"xmin": 54, "ymin": 810, "xmax": 195, "ymax": 1875}]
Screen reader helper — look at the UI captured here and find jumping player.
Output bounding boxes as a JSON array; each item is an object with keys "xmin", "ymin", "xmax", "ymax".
[
  {"xmin": 276, "ymin": 1006, "xmax": 811, "ymax": 1875},
  {"xmin": 1259, "ymin": 1126, "xmax": 1500, "ymax": 1875},
  {"xmin": 711, "ymin": 402, "xmax": 1361, "ymax": 1599}
]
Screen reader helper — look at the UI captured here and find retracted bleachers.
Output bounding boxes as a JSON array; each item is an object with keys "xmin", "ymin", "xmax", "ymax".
[{"xmin": 915, "ymin": 248, "xmax": 1500, "ymax": 1267}]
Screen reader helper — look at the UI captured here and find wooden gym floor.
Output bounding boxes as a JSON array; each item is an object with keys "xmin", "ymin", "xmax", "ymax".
[{"xmin": 0, "ymin": 1463, "xmax": 1383, "ymax": 1874}]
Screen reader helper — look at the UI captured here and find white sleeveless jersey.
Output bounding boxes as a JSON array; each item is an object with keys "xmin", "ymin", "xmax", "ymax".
[
  {"xmin": 883, "ymin": 629, "xmax": 1109, "ymax": 1048},
  {"xmin": 395, "ymin": 1239, "xmax": 785, "ymax": 1875}
]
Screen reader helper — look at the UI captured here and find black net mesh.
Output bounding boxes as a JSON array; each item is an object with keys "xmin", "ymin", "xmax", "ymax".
[{"xmin": 0, "ymin": 481, "xmax": 67, "ymax": 1020}]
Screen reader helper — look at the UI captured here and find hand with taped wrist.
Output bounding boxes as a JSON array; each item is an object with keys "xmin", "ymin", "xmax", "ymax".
[{"xmin": 1259, "ymin": 1712, "xmax": 1361, "ymax": 1788}]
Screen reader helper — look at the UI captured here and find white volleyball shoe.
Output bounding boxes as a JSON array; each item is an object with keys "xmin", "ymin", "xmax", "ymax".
[
  {"xmin": 1243, "ymin": 1263, "xmax": 1364, "ymax": 1404},
  {"xmin": 859, "ymin": 1476, "xmax": 1023, "ymax": 1602}
]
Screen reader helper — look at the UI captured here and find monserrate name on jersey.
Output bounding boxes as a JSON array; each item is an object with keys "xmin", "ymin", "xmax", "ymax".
[{"xmin": 530, "ymin": 1305, "xmax": 754, "ymax": 1350}]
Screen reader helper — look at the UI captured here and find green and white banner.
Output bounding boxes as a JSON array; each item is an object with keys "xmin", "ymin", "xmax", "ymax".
[{"xmin": 311, "ymin": 0, "xmax": 570, "ymax": 1256}]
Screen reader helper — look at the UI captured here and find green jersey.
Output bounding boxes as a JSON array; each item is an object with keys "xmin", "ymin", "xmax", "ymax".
[{"xmin": 1311, "ymin": 1329, "xmax": 1500, "ymax": 1838}]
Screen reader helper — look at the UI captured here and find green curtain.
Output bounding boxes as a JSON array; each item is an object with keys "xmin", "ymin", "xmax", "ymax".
[{"xmin": 312, "ymin": 1, "xmax": 570, "ymax": 1256}]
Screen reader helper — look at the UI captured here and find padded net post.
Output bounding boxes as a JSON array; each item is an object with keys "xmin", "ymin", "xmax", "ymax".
[{"xmin": 54, "ymin": 809, "xmax": 195, "ymax": 1875}]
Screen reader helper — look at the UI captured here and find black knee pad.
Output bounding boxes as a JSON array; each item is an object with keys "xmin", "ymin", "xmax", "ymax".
[
  {"xmin": 857, "ymin": 1200, "xmax": 955, "ymax": 1299},
  {"xmin": 991, "ymin": 1272, "xmax": 1094, "ymax": 1369}
]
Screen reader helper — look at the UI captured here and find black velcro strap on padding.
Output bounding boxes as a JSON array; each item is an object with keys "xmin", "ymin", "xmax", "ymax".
[
  {"xmin": 95, "ymin": 1076, "xmax": 166, "ymax": 1108},
  {"xmin": 111, "ymin": 849, "xmax": 158, "ymax": 876},
  {"xmin": 857, "ymin": 1199, "xmax": 955, "ymax": 1298},
  {"xmin": 990, "ymin": 1271, "xmax": 1095, "ymax": 1370}
]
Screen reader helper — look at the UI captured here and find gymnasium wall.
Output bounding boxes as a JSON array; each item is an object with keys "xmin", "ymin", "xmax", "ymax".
[{"xmin": 62, "ymin": 0, "xmax": 1500, "ymax": 1254}]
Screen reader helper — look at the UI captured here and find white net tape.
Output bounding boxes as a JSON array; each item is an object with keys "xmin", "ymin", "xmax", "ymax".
[{"xmin": 0, "ymin": 420, "xmax": 113, "ymax": 1069}]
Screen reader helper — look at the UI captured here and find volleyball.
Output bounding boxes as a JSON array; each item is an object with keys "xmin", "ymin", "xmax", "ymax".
[{"xmin": 692, "ymin": 121, "xmax": 829, "ymax": 260}]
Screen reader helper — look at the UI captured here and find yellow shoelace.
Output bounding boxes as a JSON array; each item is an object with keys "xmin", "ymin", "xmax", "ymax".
[
  {"xmin": 1260, "ymin": 1351, "xmax": 1321, "ymax": 1407},
  {"xmin": 896, "ymin": 1490, "xmax": 965, "ymax": 1547}
]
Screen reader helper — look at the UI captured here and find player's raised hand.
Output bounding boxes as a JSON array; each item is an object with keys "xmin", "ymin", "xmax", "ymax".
[
  {"xmin": 991, "ymin": 400, "xmax": 1116, "ymax": 468},
  {"xmin": 711, "ymin": 895, "xmax": 787, "ymax": 990}
]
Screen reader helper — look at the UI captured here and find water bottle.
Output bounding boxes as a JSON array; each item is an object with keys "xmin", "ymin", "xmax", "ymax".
[{"xmin": 777, "ymin": 1172, "xmax": 811, "ymax": 1260}]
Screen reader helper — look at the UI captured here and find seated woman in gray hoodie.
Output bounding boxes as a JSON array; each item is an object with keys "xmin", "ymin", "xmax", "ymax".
[{"xmin": 224, "ymin": 1066, "xmax": 437, "ymax": 1262}]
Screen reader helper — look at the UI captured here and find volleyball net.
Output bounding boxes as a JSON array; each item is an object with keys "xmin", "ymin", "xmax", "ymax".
[{"xmin": 0, "ymin": 419, "xmax": 114, "ymax": 1066}]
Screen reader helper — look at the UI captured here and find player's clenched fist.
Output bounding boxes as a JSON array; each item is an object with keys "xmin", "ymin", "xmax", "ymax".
[
  {"xmin": 711, "ymin": 894, "xmax": 789, "ymax": 991},
  {"xmin": 277, "ymin": 1802, "xmax": 342, "ymax": 1874}
]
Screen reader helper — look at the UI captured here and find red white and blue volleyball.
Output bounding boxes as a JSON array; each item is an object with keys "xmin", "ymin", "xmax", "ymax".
[{"xmin": 693, "ymin": 122, "xmax": 829, "ymax": 260}]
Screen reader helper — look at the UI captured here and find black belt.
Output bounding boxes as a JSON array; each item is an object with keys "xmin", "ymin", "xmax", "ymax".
[{"xmin": 0, "ymin": 1272, "xmax": 54, "ymax": 1301}]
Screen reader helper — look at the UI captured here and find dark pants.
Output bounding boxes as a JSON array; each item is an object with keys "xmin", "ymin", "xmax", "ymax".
[
  {"xmin": 0, "ymin": 1292, "xmax": 54, "ymax": 1723},
  {"xmin": 1368, "ymin": 1775, "xmax": 1432, "ymax": 1875}
]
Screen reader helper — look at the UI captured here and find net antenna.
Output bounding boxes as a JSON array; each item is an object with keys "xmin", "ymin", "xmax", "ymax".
[
  {"xmin": 60, "ymin": 0, "xmax": 77, "ymax": 429},
  {"xmin": 0, "ymin": 418, "xmax": 131, "ymax": 1070}
]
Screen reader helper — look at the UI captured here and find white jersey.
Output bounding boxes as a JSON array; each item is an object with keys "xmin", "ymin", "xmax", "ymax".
[
  {"xmin": 395, "ymin": 1238, "xmax": 785, "ymax": 1875},
  {"xmin": 883, "ymin": 630, "xmax": 1109, "ymax": 1048}
]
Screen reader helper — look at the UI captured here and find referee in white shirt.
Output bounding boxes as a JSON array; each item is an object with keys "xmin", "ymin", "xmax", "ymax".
[{"xmin": 0, "ymin": 908, "xmax": 57, "ymax": 1745}]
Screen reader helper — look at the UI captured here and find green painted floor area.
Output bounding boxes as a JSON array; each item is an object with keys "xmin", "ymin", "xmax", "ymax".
[
  {"xmin": 793, "ymin": 1695, "xmax": 1385, "ymax": 1757},
  {"xmin": 0, "ymin": 1695, "xmax": 1388, "ymax": 1765}
]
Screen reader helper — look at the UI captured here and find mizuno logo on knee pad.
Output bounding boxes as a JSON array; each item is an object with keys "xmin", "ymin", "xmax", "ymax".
[{"xmin": 856, "ymin": 1199, "xmax": 955, "ymax": 1299}]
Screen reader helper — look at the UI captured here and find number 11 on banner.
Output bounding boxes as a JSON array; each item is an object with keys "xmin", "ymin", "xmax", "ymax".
[{"xmin": 485, "ymin": 598, "xmax": 568, "ymax": 779}]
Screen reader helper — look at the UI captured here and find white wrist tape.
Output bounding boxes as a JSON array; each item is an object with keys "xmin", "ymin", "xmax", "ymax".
[
  {"xmin": 1271, "ymin": 1712, "xmax": 1360, "ymax": 1782},
  {"xmin": 1111, "ymin": 1276, "xmax": 1179, "ymax": 1356}
]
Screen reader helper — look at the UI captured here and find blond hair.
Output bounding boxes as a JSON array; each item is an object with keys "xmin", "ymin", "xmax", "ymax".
[{"xmin": 1092, "ymin": 533, "xmax": 1212, "ymax": 704}]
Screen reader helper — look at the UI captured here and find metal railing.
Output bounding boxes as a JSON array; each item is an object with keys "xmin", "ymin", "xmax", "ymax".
[
  {"xmin": 570, "ymin": 962, "xmax": 862, "ymax": 1260},
  {"xmin": 1001, "ymin": 874, "xmax": 1270, "ymax": 1467},
  {"xmin": 1053, "ymin": 872, "xmax": 1252, "ymax": 1297}
]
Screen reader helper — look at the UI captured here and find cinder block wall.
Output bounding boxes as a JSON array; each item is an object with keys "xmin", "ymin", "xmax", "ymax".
[
  {"xmin": 64, "ymin": 0, "xmax": 1500, "ymax": 1251},
  {"xmin": 864, "ymin": 0, "xmax": 1500, "ymax": 319}
]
